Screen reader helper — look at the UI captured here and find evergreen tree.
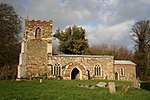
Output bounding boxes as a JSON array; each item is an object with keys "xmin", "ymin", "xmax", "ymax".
[{"xmin": 54, "ymin": 26, "xmax": 89, "ymax": 55}]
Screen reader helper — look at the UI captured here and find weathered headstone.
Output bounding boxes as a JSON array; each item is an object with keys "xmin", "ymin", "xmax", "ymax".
[
  {"xmin": 108, "ymin": 82, "xmax": 116, "ymax": 94},
  {"xmin": 96, "ymin": 82, "xmax": 107, "ymax": 87},
  {"xmin": 133, "ymin": 79, "xmax": 140, "ymax": 89}
]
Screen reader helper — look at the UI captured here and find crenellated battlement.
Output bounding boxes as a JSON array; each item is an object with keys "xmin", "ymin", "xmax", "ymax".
[
  {"xmin": 25, "ymin": 19, "xmax": 52, "ymax": 28},
  {"xmin": 24, "ymin": 16, "xmax": 52, "ymax": 40},
  {"xmin": 25, "ymin": 16, "xmax": 52, "ymax": 28}
]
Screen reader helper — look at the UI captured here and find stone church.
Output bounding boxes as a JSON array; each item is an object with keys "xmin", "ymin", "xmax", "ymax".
[{"xmin": 17, "ymin": 17, "xmax": 136, "ymax": 81}]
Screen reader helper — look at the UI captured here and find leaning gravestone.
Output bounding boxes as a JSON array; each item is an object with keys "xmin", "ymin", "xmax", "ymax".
[{"xmin": 108, "ymin": 82, "xmax": 116, "ymax": 94}]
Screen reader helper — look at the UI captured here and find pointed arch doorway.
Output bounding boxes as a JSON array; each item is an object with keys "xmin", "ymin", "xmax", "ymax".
[
  {"xmin": 115, "ymin": 72, "xmax": 119, "ymax": 80},
  {"xmin": 63, "ymin": 62, "xmax": 88, "ymax": 80},
  {"xmin": 71, "ymin": 68, "xmax": 80, "ymax": 80}
]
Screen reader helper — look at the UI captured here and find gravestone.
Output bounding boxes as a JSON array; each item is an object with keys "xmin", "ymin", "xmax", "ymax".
[
  {"xmin": 133, "ymin": 79, "xmax": 140, "ymax": 89},
  {"xmin": 108, "ymin": 82, "xmax": 116, "ymax": 94},
  {"xmin": 96, "ymin": 82, "xmax": 107, "ymax": 87}
]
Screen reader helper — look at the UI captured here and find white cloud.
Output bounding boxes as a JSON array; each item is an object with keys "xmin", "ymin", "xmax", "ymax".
[
  {"xmin": 1, "ymin": 0, "xmax": 150, "ymax": 50},
  {"xmin": 84, "ymin": 20, "xmax": 135, "ymax": 48}
]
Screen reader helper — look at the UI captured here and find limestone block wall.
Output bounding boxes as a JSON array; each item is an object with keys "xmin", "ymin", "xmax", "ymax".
[
  {"xmin": 49, "ymin": 55, "xmax": 114, "ymax": 80},
  {"xmin": 25, "ymin": 39, "xmax": 49, "ymax": 78},
  {"xmin": 114, "ymin": 64, "xmax": 136, "ymax": 81}
]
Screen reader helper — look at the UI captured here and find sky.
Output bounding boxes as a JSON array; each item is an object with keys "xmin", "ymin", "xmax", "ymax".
[{"xmin": 1, "ymin": 0, "xmax": 150, "ymax": 50}]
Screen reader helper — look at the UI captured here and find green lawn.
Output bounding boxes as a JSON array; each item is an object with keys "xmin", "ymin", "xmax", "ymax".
[{"xmin": 0, "ymin": 80, "xmax": 149, "ymax": 100}]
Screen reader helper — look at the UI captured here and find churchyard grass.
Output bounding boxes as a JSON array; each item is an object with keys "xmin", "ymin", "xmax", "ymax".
[{"xmin": 0, "ymin": 80, "xmax": 149, "ymax": 100}]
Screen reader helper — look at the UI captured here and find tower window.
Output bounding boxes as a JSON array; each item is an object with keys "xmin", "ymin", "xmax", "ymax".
[{"xmin": 35, "ymin": 27, "xmax": 41, "ymax": 38}]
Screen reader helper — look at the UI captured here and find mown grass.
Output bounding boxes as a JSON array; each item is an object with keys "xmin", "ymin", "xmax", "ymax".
[{"xmin": 0, "ymin": 80, "xmax": 149, "ymax": 100}]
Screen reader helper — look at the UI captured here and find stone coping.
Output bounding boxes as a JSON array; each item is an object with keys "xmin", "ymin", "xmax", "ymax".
[{"xmin": 52, "ymin": 54, "xmax": 113, "ymax": 58}]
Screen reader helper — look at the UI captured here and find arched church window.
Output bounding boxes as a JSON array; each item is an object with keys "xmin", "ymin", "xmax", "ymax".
[
  {"xmin": 120, "ymin": 68, "xmax": 124, "ymax": 76},
  {"xmin": 35, "ymin": 27, "xmax": 41, "ymax": 38},
  {"xmin": 53, "ymin": 63, "xmax": 61, "ymax": 76},
  {"xmin": 94, "ymin": 64, "xmax": 102, "ymax": 76}
]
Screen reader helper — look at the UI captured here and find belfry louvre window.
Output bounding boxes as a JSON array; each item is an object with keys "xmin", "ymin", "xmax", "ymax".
[
  {"xmin": 94, "ymin": 64, "xmax": 102, "ymax": 76},
  {"xmin": 53, "ymin": 63, "xmax": 61, "ymax": 76}
]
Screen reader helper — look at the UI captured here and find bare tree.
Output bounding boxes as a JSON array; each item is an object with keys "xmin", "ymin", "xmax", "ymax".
[
  {"xmin": 90, "ymin": 44, "xmax": 133, "ymax": 61},
  {"xmin": 132, "ymin": 20, "xmax": 150, "ymax": 80}
]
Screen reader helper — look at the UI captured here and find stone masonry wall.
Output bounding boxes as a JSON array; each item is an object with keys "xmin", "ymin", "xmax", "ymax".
[
  {"xmin": 114, "ymin": 64, "xmax": 136, "ymax": 81},
  {"xmin": 20, "ymin": 18, "xmax": 52, "ymax": 79},
  {"xmin": 25, "ymin": 19, "xmax": 52, "ymax": 40},
  {"xmin": 25, "ymin": 39, "xmax": 49, "ymax": 78},
  {"xmin": 49, "ymin": 55, "xmax": 114, "ymax": 80}
]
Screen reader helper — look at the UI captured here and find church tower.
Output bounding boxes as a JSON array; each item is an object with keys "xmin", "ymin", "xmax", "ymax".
[{"xmin": 17, "ymin": 16, "xmax": 53, "ymax": 79}]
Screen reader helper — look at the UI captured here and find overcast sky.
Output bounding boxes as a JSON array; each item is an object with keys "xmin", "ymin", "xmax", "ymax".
[{"xmin": 1, "ymin": 0, "xmax": 150, "ymax": 50}]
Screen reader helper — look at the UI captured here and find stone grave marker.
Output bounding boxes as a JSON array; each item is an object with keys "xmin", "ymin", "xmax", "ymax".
[
  {"xmin": 108, "ymin": 82, "xmax": 116, "ymax": 94},
  {"xmin": 133, "ymin": 79, "xmax": 140, "ymax": 89},
  {"xmin": 96, "ymin": 82, "xmax": 107, "ymax": 87}
]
